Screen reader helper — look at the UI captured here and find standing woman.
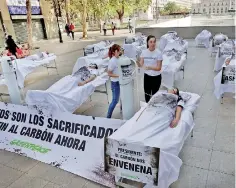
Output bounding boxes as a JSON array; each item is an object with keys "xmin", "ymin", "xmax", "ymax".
[
  {"xmin": 107, "ymin": 44, "xmax": 121, "ymax": 118},
  {"xmin": 111, "ymin": 22, "xmax": 116, "ymax": 35},
  {"xmin": 138, "ymin": 35, "xmax": 163, "ymax": 103}
]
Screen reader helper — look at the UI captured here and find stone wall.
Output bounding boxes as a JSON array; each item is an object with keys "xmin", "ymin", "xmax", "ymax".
[{"xmin": 136, "ymin": 26, "xmax": 235, "ymax": 39}]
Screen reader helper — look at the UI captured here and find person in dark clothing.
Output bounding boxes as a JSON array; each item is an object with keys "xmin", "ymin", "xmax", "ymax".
[
  {"xmin": 65, "ymin": 24, "xmax": 70, "ymax": 37},
  {"xmin": 5, "ymin": 35, "xmax": 19, "ymax": 57},
  {"xmin": 128, "ymin": 19, "xmax": 133, "ymax": 33}
]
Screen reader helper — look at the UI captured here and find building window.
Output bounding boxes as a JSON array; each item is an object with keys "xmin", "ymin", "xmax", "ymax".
[
  {"xmin": 203, "ymin": 8, "xmax": 206, "ymax": 13},
  {"xmin": 222, "ymin": 2, "xmax": 223, "ymax": 5},
  {"xmin": 221, "ymin": 8, "xmax": 223, "ymax": 13},
  {"xmin": 193, "ymin": 9, "xmax": 196, "ymax": 13},
  {"xmin": 225, "ymin": 7, "xmax": 228, "ymax": 12},
  {"xmin": 217, "ymin": 8, "xmax": 219, "ymax": 13},
  {"xmin": 213, "ymin": 8, "xmax": 215, "ymax": 13},
  {"xmin": 198, "ymin": 8, "xmax": 200, "ymax": 13},
  {"xmin": 209, "ymin": 3, "xmax": 211, "ymax": 6},
  {"xmin": 217, "ymin": 3, "xmax": 219, "ymax": 6},
  {"xmin": 209, "ymin": 8, "xmax": 211, "ymax": 13},
  {"xmin": 232, "ymin": 1, "xmax": 234, "ymax": 5},
  {"xmin": 204, "ymin": 4, "xmax": 206, "ymax": 6}
]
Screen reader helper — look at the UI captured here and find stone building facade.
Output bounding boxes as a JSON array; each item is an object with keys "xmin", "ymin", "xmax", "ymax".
[
  {"xmin": 191, "ymin": 0, "xmax": 235, "ymax": 14},
  {"xmin": 0, "ymin": 0, "xmax": 58, "ymax": 47}
]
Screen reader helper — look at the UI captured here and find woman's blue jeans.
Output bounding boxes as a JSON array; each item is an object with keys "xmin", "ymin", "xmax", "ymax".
[{"xmin": 107, "ymin": 81, "xmax": 120, "ymax": 118}]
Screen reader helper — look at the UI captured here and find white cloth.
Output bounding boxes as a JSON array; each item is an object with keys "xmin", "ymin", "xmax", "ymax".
[
  {"xmin": 161, "ymin": 51, "xmax": 187, "ymax": 88},
  {"xmin": 108, "ymin": 56, "xmax": 119, "ymax": 82},
  {"xmin": 140, "ymin": 49, "xmax": 163, "ymax": 76},
  {"xmin": 214, "ymin": 40, "xmax": 235, "ymax": 71},
  {"xmin": 0, "ymin": 75, "xmax": 6, "ymax": 87},
  {"xmin": 73, "ymin": 56, "xmax": 109, "ymax": 75},
  {"xmin": 25, "ymin": 71, "xmax": 108, "ymax": 113},
  {"xmin": 210, "ymin": 33, "xmax": 228, "ymax": 54},
  {"xmin": 195, "ymin": 30, "xmax": 212, "ymax": 48},
  {"xmin": 109, "ymin": 91, "xmax": 200, "ymax": 188},
  {"xmin": 163, "ymin": 39, "xmax": 188, "ymax": 53},
  {"xmin": 124, "ymin": 35, "xmax": 147, "ymax": 46},
  {"xmin": 72, "ymin": 67, "xmax": 99, "ymax": 83},
  {"xmin": 1, "ymin": 53, "xmax": 56, "ymax": 88},
  {"xmin": 123, "ymin": 44, "xmax": 146, "ymax": 60},
  {"xmin": 84, "ymin": 41, "xmax": 113, "ymax": 56},
  {"xmin": 214, "ymin": 59, "xmax": 235, "ymax": 99},
  {"xmin": 158, "ymin": 32, "xmax": 178, "ymax": 52}
]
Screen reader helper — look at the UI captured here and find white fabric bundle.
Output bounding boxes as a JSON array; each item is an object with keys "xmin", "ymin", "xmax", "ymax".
[
  {"xmin": 212, "ymin": 33, "xmax": 228, "ymax": 47},
  {"xmin": 195, "ymin": 30, "xmax": 212, "ymax": 48},
  {"xmin": 158, "ymin": 32, "xmax": 179, "ymax": 52},
  {"xmin": 84, "ymin": 41, "xmax": 113, "ymax": 56},
  {"xmin": 214, "ymin": 40, "xmax": 235, "ymax": 71},
  {"xmin": 123, "ymin": 44, "xmax": 146, "ymax": 60},
  {"xmin": 214, "ymin": 58, "xmax": 235, "ymax": 99},
  {"xmin": 163, "ymin": 39, "xmax": 188, "ymax": 53},
  {"xmin": 72, "ymin": 56, "xmax": 109, "ymax": 75},
  {"xmin": 161, "ymin": 52, "xmax": 187, "ymax": 88},
  {"xmin": 210, "ymin": 33, "xmax": 228, "ymax": 54},
  {"xmin": 123, "ymin": 35, "xmax": 147, "ymax": 60}
]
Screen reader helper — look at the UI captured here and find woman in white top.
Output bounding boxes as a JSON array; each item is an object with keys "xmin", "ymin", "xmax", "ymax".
[
  {"xmin": 106, "ymin": 44, "xmax": 121, "ymax": 118},
  {"xmin": 138, "ymin": 35, "xmax": 163, "ymax": 102}
]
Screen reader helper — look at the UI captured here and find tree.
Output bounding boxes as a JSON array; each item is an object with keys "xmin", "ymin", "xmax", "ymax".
[
  {"xmin": 68, "ymin": 0, "xmax": 88, "ymax": 38},
  {"xmin": 26, "ymin": 0, "xmax": 32, "ymax": 48},
  {"xmin": 108, "ymin": 0, "xmax": 151, "ymax": 23},
  {"xmin": 82, "ymin": 0, "xmax": 87, "ymax": 38},
  {"xmin": 163, "ymin": 2, "xmax": 179, "ymax": 14},
  {"xmin": 65, "ymin": 0, "xmax": 70, "ymax": 23}
]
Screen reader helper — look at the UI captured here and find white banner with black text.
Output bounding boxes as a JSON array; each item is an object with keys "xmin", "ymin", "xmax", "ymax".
[{"xmin": 0, "ymin": 102, "xmax": 124, "ymax": 187}]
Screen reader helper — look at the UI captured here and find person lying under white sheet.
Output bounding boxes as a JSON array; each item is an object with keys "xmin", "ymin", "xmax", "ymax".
[
  {"xmin": 73, "ymin": 63, "xmax": 99, "ymax": 86},
  {"xmin": 134, "ymin": 88, "xmax": 184, "ymax": 135},
  {"xmin": 24, "ymin": 52, "xmax": 52, "ymax": 61}
]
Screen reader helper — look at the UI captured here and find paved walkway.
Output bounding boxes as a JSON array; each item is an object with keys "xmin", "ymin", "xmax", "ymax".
[{"xmin": 0, "ymin": 35, "xmax": 234, "ymax": 188}]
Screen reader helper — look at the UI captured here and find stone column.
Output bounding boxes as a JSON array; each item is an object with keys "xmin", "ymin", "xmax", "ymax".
[
  {"xmin": 0, "ymin": 0, "xmax": 16, "ymax": 41},
  {"xmin": 40, "ymin": 0, "xmax": 58, "ymax": 39}
]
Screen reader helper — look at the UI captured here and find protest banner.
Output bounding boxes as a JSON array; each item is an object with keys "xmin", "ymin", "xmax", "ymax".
[
  {"xmin": 0, "ymin": 102, "xmax": 124, "ymax": 187},
  {"xmin": 221, "ymin": 65, "xmax": 235, "ymax": 85},
  {"xmin": 105, "ymin": 138, "xmax": 160, "ymax": 187}
]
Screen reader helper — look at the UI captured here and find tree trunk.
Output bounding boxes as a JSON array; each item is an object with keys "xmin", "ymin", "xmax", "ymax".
[
  {"xmin": 65, "ymin": 0, "xmax": 70, "ymax": 24},
  {"xmin": 116, "ymin": 3, "xmax": 124, "ymax": 24},
  {"xmin": 82, "ymin": 0, "xmax": 87, "ymax": 39},
  {"xmin": 26, "ymin": 0, "xmax": 32, "ymax": 48}
]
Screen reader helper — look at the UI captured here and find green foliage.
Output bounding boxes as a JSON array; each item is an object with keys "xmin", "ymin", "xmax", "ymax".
[
  {"xmin": 163, "ymin": 2, "xmax": 180, "ymax": 14},
  {"xmin": 107, "ymin": 0, "xmax": 151, "ymax": 21},
  {"xmin": 46, "ymin": 0, "xmax": 152, "ymax": 23},
  {"xmin": 162, "ymin": 1, "xmax": 189, "ymax": 14}
]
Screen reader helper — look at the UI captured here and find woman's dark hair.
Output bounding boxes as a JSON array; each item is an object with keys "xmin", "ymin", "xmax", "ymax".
[
  {"xmin": 173, "ymin": 87, "xmax": 180, "ymax": 96},
  {"xmin": 108, "ymin": 44, "xmax": 121, "ymax": 58},
  {"xmin": 89, "ymin": 63, "xmax": 98, "ymax": 69},
  {"xmin": 146, "ymin": 35, "xmax": 156, "ymax": 48},
  {"xmin": 6, "ymin": 36, "xmax": 18, "ymax": 56}
]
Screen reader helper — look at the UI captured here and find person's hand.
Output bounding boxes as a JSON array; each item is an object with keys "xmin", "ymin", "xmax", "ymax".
[
  {"xmin": 144, "ymin": 66, "xmax": 151, "ymax": 70},
  {"xmin": 170, "ymin": 118, "xmax": 179, "ymax": 128},
  {"xmin": 78, "ymin": 82, "xmax": 84, "ymax": 86}
]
